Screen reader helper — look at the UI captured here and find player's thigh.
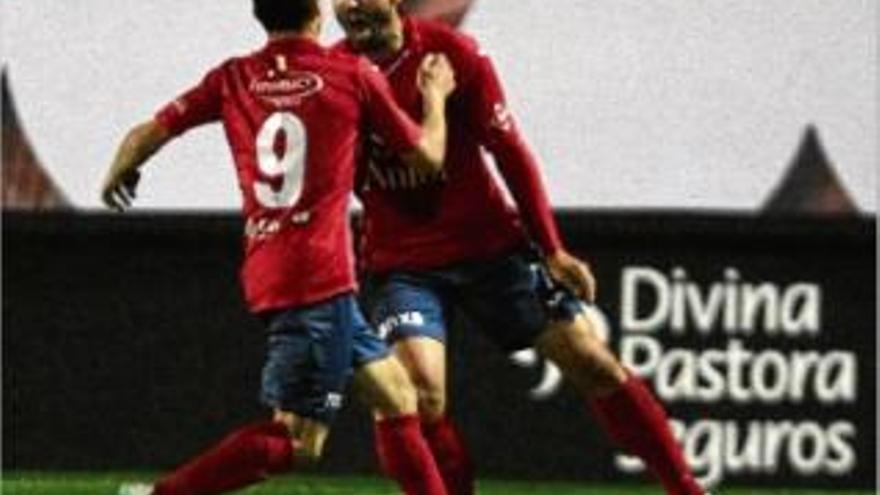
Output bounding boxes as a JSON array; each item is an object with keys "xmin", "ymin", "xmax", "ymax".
[
  {"xmin": 361, "ymin": 271, "xmax": 449, "ymax": 345},
  {"xmin": 456, "ymin": 252, "xmax": 552, "ymax": 352},
  {"xmin": 343, "ymin": 294, "xmax": 419, "ymax": 418},
  {"xmin": 259, "ymin": 295, "xmax": 358, "ymax": 432},
  {"xmin": 535, "ymin": 311, "xmax": 627, "ymax": 396},
  {"xmin": 393, "ymin": 336, "xmax": 447, "ymax": 418},
  {"xmin": 511, "ymin": 256, "xmax": 627, "ymax": 394},
  {"xmin": 360, "ymin": 272, "xmax": 450, "ymax": 416},
  {"xmin": 353, "ymin": 353, "xmax": 418, "ymax": 419},
  {"xmin": 459, "ymin": 253, "xmax": 626, "ymax": 394}
]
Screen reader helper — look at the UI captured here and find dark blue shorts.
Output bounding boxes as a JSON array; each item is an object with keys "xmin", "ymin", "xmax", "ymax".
[
  {"xmin": 259, "ymin": 293, "xmax": 388, "ymax": 424},
  {"xmin": 362, "ymin": 251, "xmax": 584, "ymax": 352}
]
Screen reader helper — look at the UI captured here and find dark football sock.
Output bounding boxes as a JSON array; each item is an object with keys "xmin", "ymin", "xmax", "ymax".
[{"xmin": 153, "ymin": 421, "xmax": 294, "ymax": 495}]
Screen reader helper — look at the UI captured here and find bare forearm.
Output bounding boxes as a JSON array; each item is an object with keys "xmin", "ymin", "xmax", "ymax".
[
  {"xmin": 109, "ymin": 120, "xmax": 169, "ymax": 176},
  {"xmin": 417, "ymin": 93, "xmax": 448, "ymax": 170},
  {"xmin": 400, "ymin": 94, "xmax": 447, "ymax": 173},
  {"xmin": 101, "ymin": 119, "xmax": 170, "ymax": 209},
  {"xmin": 402, "ymin": 53, "xmax": 455, "ymax": 173}
]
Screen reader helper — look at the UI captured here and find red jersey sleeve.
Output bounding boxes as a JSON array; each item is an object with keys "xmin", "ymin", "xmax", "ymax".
[
  {"xmin": 358, "ymin": 60, "xmax": 423, "ymax": 154},
  {"xmin": 466, "ymin": 53, "xmax": 563, "ymax": 255},
  {"xmin": 154, "ymin": 66, "xmax": 224, "ymax": 136}
]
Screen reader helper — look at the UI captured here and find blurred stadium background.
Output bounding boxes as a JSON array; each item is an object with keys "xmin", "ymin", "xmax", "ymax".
[{"xmin": 2, "ymin": 0, "xmax": 876, "ymax": 493}]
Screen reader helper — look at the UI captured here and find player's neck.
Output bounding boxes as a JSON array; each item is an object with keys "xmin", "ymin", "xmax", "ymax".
[{"xmin": 269, "ymin": 18, "xmax": 322, "ymax": 44}]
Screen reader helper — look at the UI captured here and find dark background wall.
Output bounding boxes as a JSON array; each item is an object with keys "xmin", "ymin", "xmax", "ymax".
[{"xmin": 3, "ymin": 212, "xmax": 875, "ymax": 489}]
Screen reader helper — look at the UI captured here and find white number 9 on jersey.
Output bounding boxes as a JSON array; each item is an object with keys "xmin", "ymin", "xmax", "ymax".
[{"xmin": 254, "ymin": 111, "xmax": 307, "ymax": 209}]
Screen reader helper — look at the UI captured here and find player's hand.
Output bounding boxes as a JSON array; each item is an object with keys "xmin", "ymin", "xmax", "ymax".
[
  {"xmin": 546, "ymin": 250, "xmax": 597, "ymax": 303},
  {"xmin": 417, "ymin": 53, "xmax": 456, "ymax": 102},
  {"xmin": 101, "ymin": 168, "xmax": 141, "ymax": 212}
]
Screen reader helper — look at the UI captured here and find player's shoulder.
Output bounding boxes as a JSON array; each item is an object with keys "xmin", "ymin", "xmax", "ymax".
[
  {"xmin": 321, "ymin": 50, "xmax": 382, "ymax": 87},
  {"xmin": 329, "ymin": 38, "xmax": 355, "ymax": 57},
  {"xmin": 247, "ymin": 42, "xmax": 368, "ymax": 80},
  {"xmin": 187, "ymin": 55, "xmax": 240, "ymax": 87},
  {"xmin": 410, "ymin": 17, "xmax": 480, "ymax": 58},
  {"xmin": 226, "ymin": 43, "xmax": 276, "ymax": 67},
  {"xmin": 216, "ymin": 50, "xmax": 264, "ymax": 76},
  {"xmin": 327, "ymin": 45, "xmax": 371, "ymax": 74},
  {"xmin": 205, "ymin": 52, "xmax": 275, "ymax": 88},
  {"xmin": 408, "ymin": 17, "xmax": 486, "ymax": 84}
]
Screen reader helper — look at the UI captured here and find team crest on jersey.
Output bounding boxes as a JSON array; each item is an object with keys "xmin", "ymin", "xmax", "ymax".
[{"xmin": 250, "ymin": 71, "xmax": 324, "ymax": 107}]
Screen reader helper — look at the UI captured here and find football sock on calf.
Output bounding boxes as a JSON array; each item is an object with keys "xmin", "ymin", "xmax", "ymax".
[
  {"xmin": 589, "ymin": 376, "xmax": 704, "ymax": 495},
  {"xmin": 153, "ymin": 421, "xmax": 294, "ymax": 495},
  {"xmin": 421, "ymin": 415, "xmax": 475, "ymax": 495},
  {"xmin": 375, "ymin": 414, "xmax": 449, "ymax": 495}
]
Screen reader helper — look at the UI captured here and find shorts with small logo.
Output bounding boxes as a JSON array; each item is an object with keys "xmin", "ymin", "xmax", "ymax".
[
  {"xmin": 362, "ymin": 250, "xmax": 584, "ymax": 352},
  {"xmin": 259, "ymin": 293, "xmax": 388, "ymax": 424}
]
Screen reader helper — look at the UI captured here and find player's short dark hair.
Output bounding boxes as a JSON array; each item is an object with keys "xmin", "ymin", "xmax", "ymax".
[{"xmin": 253, "ymin": 0, "xmax": 320, "ymax": 33}]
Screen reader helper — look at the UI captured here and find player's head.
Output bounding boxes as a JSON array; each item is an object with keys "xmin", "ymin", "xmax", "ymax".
[
  {"xmin": 333, "ymin": 0, "xmax": 403, "ymax": 53},
  {"xmin": 253, "ymin": 0, "xmax": 321, "ymax": 34}
]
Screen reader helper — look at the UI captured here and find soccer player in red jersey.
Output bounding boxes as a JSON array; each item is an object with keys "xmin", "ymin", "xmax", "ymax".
[
  {"xmin": 333, "ymin": 1, "xmax": 708, "ymax": 494},
  {"xmin": 100, "ymin": 1, "xmax": 457, "ymax": 495}
]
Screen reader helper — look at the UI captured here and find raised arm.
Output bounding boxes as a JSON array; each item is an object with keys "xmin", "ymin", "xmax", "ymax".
[
  {"xmin": 360, "ymin": 54, "xmax": 455, "ymax": 174},
  {"xmin": 404, "ymin": 53, "xmax": 456, "ymax": 172},
  {"xmin": 100, "ymin": 120, "xmax": 171, "ymax": 211}
]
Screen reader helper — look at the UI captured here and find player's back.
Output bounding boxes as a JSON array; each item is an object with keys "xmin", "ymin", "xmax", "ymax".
[
  {"xmin": 230, "ymin": 41, "xmax": 365, "ymax": 312},
  {"xmin": 157, "ymin": 37, "xmax": 419, "ymax": 312},
  {"xmin": 217, "ymin": 39, "xmax": 365, "ymax": 219}
]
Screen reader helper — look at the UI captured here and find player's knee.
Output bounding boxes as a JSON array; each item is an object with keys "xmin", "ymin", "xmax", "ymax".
[
  {"xmin": 417, "ymin": 388, "xmax": 447, "ymax": 421},
  {"xmin": 382, "ymin": 371, "xmax": 419, "ymax": 416},
  {"xmin": 538, "ymin": 318, "xmax": 627, "ymax": 395},
  {"xmin": 407, "ymin": 369, "xmax": 447, "ymax": 419},
  {"xmin": 357, "ymin": 357, "xmax": 419, "ymax": 416}
]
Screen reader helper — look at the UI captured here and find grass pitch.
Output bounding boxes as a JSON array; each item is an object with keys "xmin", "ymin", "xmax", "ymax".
[{"xmin": 2, "ymin": 472, "xmax": 874, "ymax": 495}]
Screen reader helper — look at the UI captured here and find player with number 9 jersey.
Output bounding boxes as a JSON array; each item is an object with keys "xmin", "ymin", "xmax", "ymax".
[
  {"xmin": 101, "ymin": 3, "xmax": 456, "ymax": 493},
  {"xmin": 153, "ymin": 39, "xmax": 431, "ymax": 312}
]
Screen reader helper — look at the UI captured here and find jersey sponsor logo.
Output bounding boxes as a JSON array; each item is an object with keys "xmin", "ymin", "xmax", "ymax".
[
  {"xmin": 244, "ymin": 211, "xmax": 312, "ymax": 240},
  {"xmin": 366, "ymin": 162, "xmax": 447, "ymax": 191},
  {"xmin": 250, "ymin": 71, "xmax": 324, "ymax": 106},
  {"xmin": 245, "ymin": 216, "xmax": 281, "ymax": 240},
  {"xmin": 362, "ymin": 133, "xmax": 446, "ymax": 191}
]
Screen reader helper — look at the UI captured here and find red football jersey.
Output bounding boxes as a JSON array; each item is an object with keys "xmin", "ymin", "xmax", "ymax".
[
  {"xmin": 155, "ymin": 37, "xmax": 422, "ymax": 312},
  {"xmin": 336, "ymin": 18, "xmax": 562, "ymax": 273}
]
